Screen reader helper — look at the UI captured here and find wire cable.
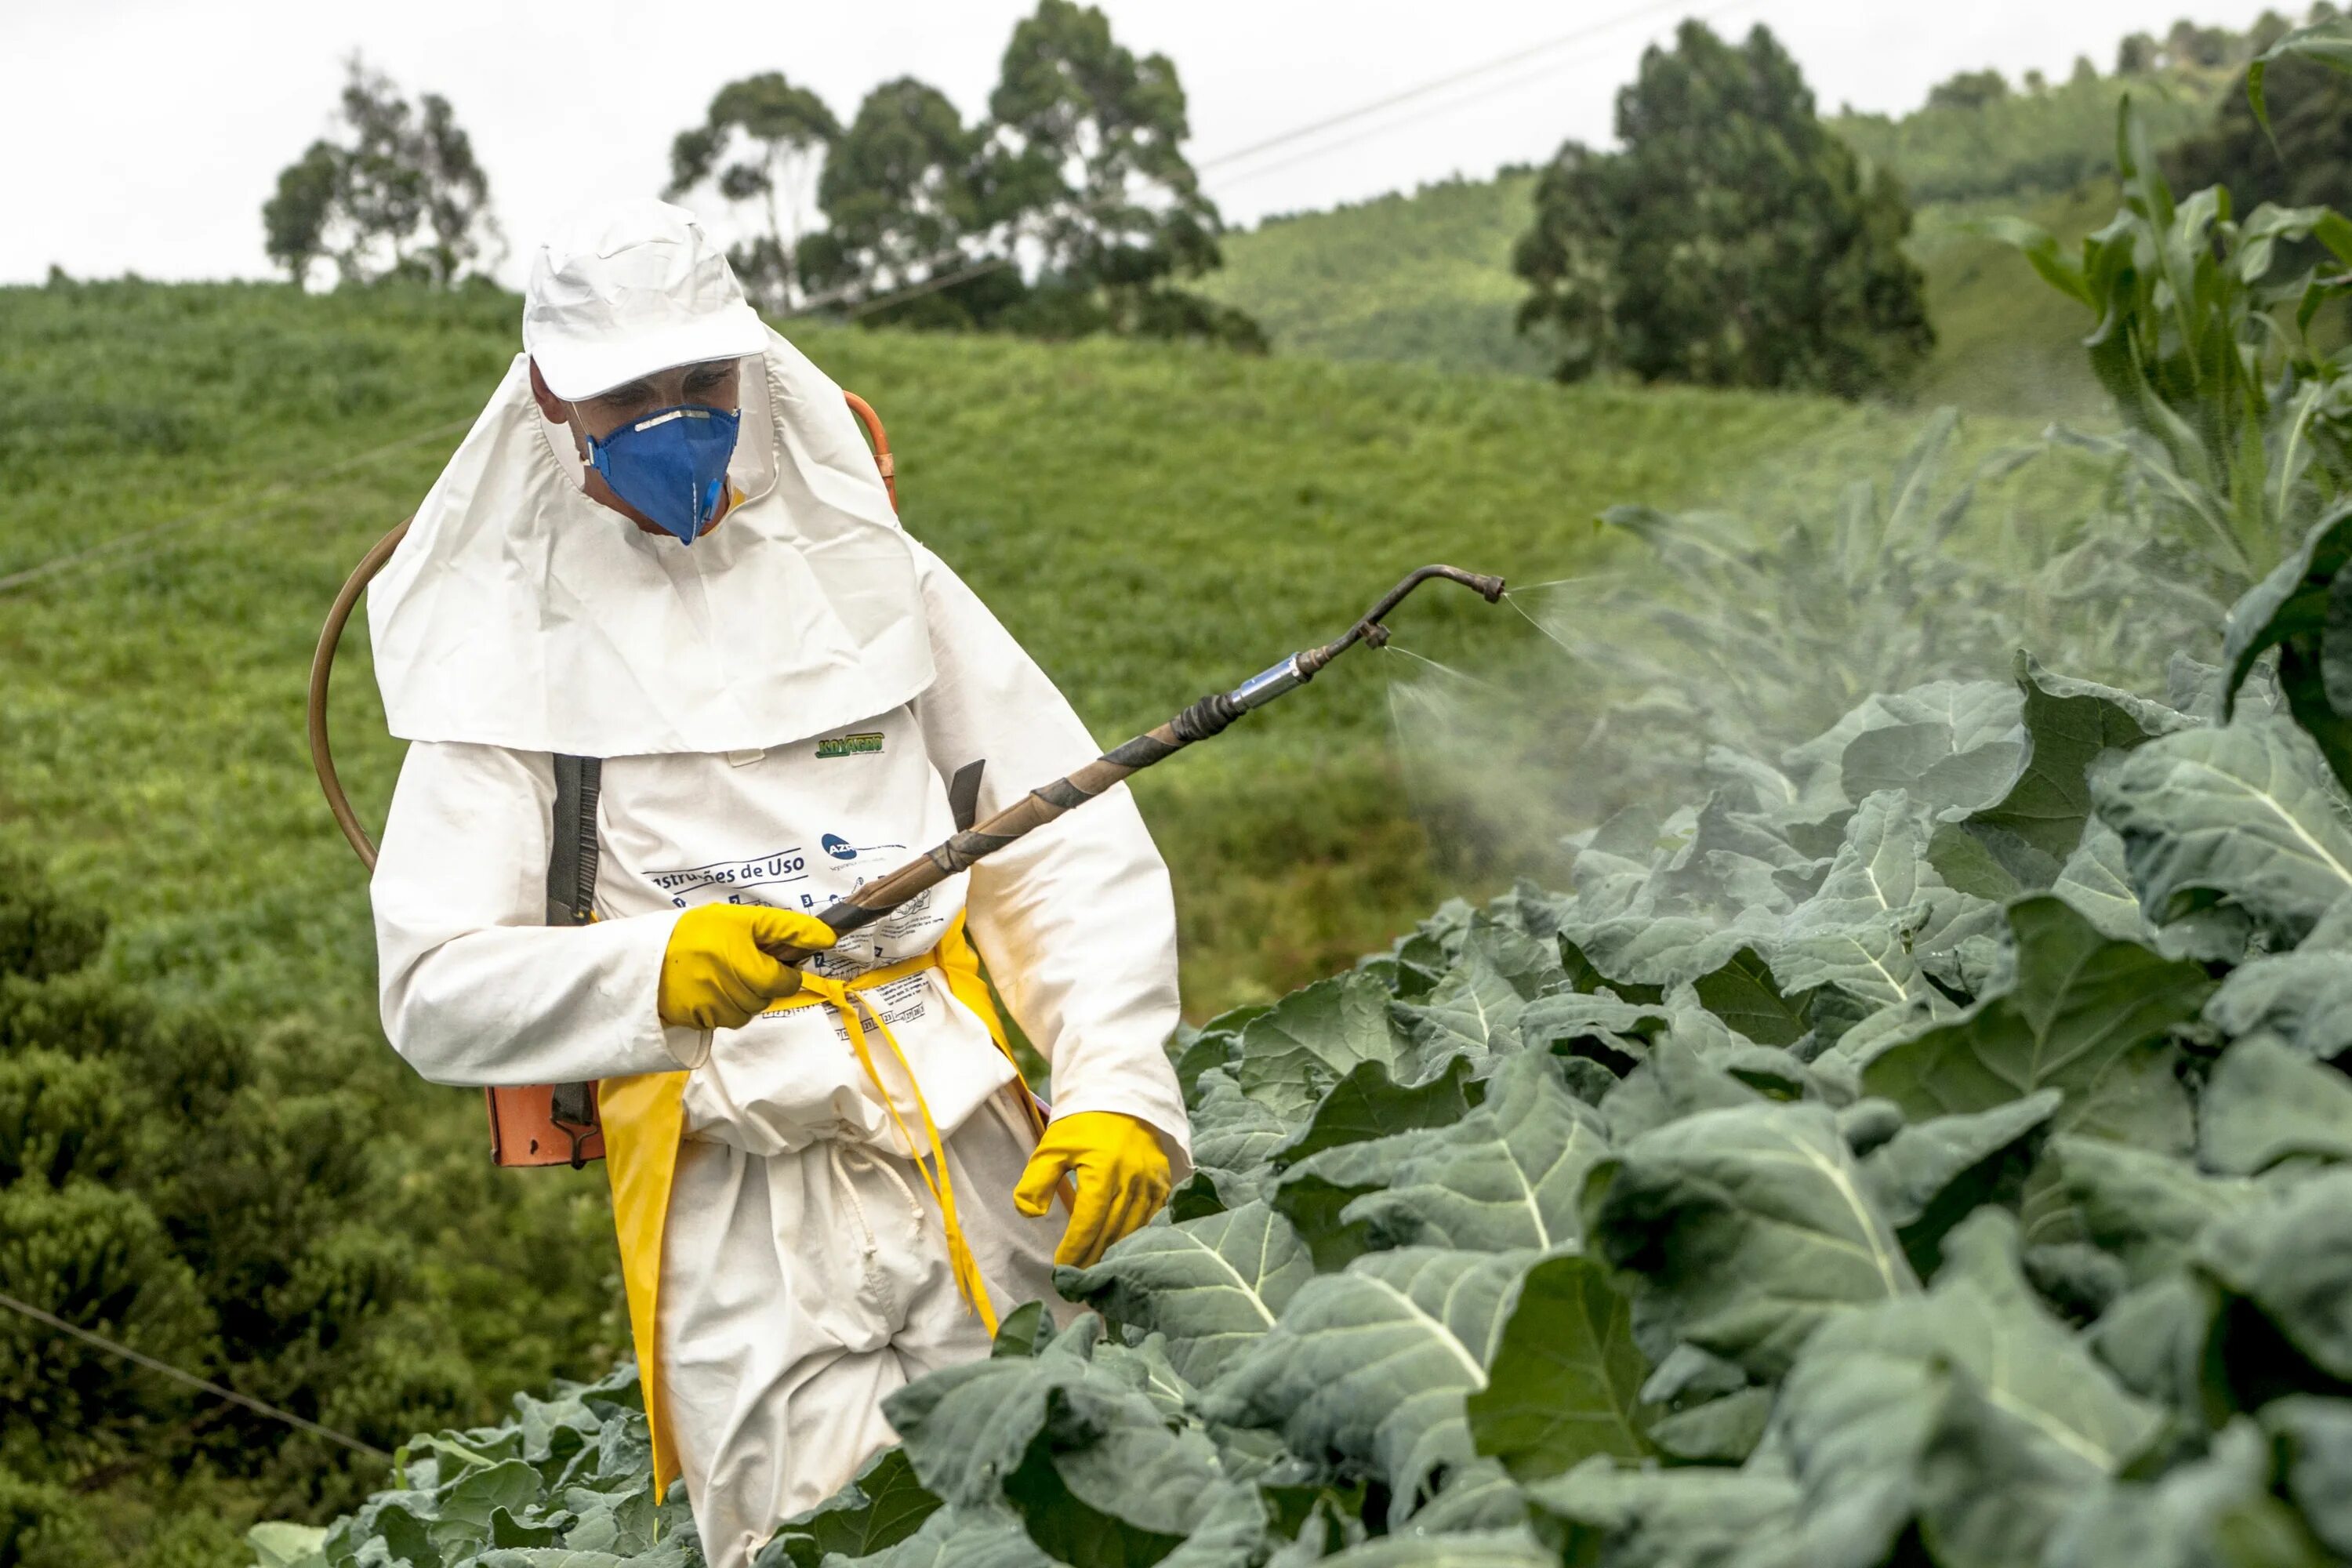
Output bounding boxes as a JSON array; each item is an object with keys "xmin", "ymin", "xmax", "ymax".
[
  {"xmin": 1206, "ymin": 0, "xmax": 1766, "ymax": 191},
  {"xmin": 0, "ymin": 1287, "xmax": 391, "ymax": 1461},
  {"xmin": 1196, "ymin": 0, "xmax": 1710, "ymax": 174}
]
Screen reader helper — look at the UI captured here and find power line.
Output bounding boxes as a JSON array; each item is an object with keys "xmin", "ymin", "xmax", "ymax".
[
  {"xmin": 1210, "ymin": 0, "xmax": 1766, "ymax": 193},
  {"xmin": 0, "ymin": 1287, "xmax": 390, "ymax": 1461},
  {"xmin": 783, "ymin": 252, "xmax": 1017, "ymax": 321},
  {"xmin": 1196, "ymin": 0, "xmax": 1711, "ymax": 176}
]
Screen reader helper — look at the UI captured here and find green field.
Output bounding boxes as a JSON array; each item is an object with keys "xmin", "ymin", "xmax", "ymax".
[{"xmin": 1196, "ymin": 174, "xmax": 1551, "ymax": 377}]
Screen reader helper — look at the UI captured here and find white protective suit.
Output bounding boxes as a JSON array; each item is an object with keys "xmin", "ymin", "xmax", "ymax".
[{"xmin": 366, "ymin": 227, "xmax": 1190, "ymax": 1565}]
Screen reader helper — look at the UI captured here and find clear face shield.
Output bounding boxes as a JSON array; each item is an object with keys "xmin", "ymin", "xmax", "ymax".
[{"xmin": 564, "ymin": 356, "xmax": 760, "ymax": 545}]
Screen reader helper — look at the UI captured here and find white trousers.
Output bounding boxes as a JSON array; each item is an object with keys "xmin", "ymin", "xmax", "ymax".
[{"xmin": 658, "ymin": 1095, "xmax": 1067, "ymax": 1567}]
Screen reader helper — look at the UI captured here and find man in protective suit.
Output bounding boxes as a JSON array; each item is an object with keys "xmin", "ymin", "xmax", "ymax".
[{"xmin": 366, "ymin": 199, "xmax": 1190, "ymax": 1566}]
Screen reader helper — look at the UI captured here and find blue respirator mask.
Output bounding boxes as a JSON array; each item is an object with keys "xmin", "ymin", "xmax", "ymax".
[{"xmin": 583, "ymin": 403, "xmax": 742, "ymax": 546}]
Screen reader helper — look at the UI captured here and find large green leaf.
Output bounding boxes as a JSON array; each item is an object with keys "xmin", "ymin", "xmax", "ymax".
[
  {"xmin": 1690, "ymin": 947, "xmax": 1812, "ymax": 1046},
  {"xmin": 1857, "ymin": 895, "xmax": 2207, "ymax": 1154},
  {"xmin": 1772, "ymin": 1210, "xmax": 2164, "ymax": 1568},
  {"xmin": 1199, "ymin": 1247, "xmax": 1531, "ymax": 1521},
  {"xmin": 2263, "ymin": 1396, "xmax": 2352, "ymax": 1559},
  {"xmin": 823, "ymin": 1504, "xmax": 1056, "ymax": 1568},
  {"xmin": 1596, "ymin": 1033, "xmax": 1760, "ymax": 1145},
  {"xmin": 2041, "ymin": 1420, "xmax": 2335, "ymax": 1568},
  {"xmin": 2198, "ymin": 1168, "xmax": 2352, "ymax": 1381},
  {"xmin": 1188, "ymin": 1071, "xmax": 1290, "ymax": 1203},
  {"xmin": 1238, "ymin": 972, "xmax": 1407, "ymax": 1125},
  {"xmin": 1962, "ymin": 653, "xmax": 2183, "ymax": 867},
  {"xmin": 1834, "ymin": 680, "xmax": 2024, "ymax": 821},
  {"xmin": 2092, "ymin": 717, "xmax": 2352, "ymax": 944},
  {"xmin": 2220, "ymin": 506, "xmax": 2352, "ymax": 795},
  {"xmin": 882, "ymin": 1323, "xmax": 1241, "ymax": 1568},
  {"xmin": 2050, "ymin": 819, "xmax": 2159, "ymax": 941},
  {"xmin": 2198, "ymin": 1033, "xmax": 2352, "ymax": 1175},
  {"xmin": 1055, "ymin": 1201, "xmax": 1314, "ymax": 1387},
  {"xmin": 1269, "ymin": 1054, "xmax": 1478, "ymax": 1171},
  {"xmin": 2052, "ymin": 1135, "xmax": 2261, "ymax": 1287},
  {"xmin": 761, "ymin": 1447, "xmax": 940, "ymax": 1568},
  {"xmin": 1858, "ymin": 1090, "xmax": 2060, "ymax": 1275},
  {"xmin": 2205, "ymin": 951, "xmax": 2352, "ymax": 1063},
  {"xmin": 1581, "ymin": 1100, "xmax": 1917, "ymax": 1376},
  {"xmin": 1337, "ymin": 1051, "xmax": 1610, "ymax": 1254},
  {"xmin": 1464, "ymin": 1254, "xmax": 1653, "ymax": 1483},
  {"xmin": 1522, "ymin": 1459, "xmax": 1804, "ymax": 1568}
]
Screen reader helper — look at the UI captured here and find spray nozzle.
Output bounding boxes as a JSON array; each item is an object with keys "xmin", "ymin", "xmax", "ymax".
[{"xmin": 1287, "ymin": 564, "xmax": 1508, "ymax": 681}]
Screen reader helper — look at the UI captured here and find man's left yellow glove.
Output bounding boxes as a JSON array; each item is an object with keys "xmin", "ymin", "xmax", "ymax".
[{"xmin": 1013, "ymin": 1111, "xmax": 1173, "ymax": 1268}]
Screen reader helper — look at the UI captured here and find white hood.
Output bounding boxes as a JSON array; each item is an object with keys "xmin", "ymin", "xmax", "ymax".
[{"xmin": 367, "ymin": 326, "xmax": 934, "ymax": 757}]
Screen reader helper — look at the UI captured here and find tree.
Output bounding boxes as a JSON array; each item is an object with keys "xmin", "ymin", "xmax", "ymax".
[
  {"xmin": 1513, "ymin": 20, "xmax": 1933, "ymax": 398},
  {"xmin": 797, "ymin": 78, "xmax": 985, "ymax": 307},
  {"xmin": 976, "ymin": 0, "xmax": 1261, "ymax": 347},
  {"xmin": 261, "ymin": 58, "xmax": 499, "ymax": 289},
  {"xmin": 1926, "ymin": 67, "xmax": 2009, "ymax": 111},
  {"xmin": 666, "ymin": 73, "xmax": 842, "ymax": 312}
]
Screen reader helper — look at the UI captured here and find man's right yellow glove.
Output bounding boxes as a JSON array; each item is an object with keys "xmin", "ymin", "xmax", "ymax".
[{"xmin": 657, "ymin": 905, "xmax": 838, "ymax": 1031}]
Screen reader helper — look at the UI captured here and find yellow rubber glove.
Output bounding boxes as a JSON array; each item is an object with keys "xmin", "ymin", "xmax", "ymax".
[
  {"xmin": 657, "ymin": 905, "xmax": 838, "ymax": 1031},
  {"xmin": 1014, "ymin": 1111, "xmax": 1174, "ymax": 1267}
]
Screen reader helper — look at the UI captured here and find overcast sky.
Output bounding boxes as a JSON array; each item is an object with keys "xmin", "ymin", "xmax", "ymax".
[{"xmin": 0, "ymin": 0, "xmax": 2285, "ymax": 286}]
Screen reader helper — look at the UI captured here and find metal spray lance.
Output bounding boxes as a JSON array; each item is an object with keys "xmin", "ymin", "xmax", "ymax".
[{"xmin": 768, "ymin": 564, "xmax": 1508, "ymax": 971}]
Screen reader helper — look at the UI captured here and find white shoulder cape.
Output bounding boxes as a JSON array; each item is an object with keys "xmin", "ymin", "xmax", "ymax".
[{"xmin": 367, "ymin": 327, "xmax": 934, "ymax": 757}]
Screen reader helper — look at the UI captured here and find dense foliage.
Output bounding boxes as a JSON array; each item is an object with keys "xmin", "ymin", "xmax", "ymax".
[
  {"xmin": 261, "ymin": 57, "xmax": 501, "ymax": 292},
  {"xmin": 1989, "ymin": 100, "xmax": 2352, "ymax": 586},
  {"xmin": 1512, "ymin": 21, "xmax": 1933, "ymax": 398},
  {"xmin": 0, "ymin": 852, "xmax": 617, "ymax": 1564}
]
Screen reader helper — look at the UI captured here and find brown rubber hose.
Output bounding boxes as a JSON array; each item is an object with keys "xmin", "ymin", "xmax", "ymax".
[{"xmin": 308, "ymin": 392, "xmax": 898, "ymax": 871}]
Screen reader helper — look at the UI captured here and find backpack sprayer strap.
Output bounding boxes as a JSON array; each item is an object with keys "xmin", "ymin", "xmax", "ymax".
[{"xmin": 544, "ymin": 755, "xmax": 604, "ymax": 1165}]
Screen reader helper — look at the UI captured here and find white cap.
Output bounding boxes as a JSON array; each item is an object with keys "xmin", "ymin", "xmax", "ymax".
[{"xmin": 522, "ymin": 199, "xmax": 770, "ymax": 400}]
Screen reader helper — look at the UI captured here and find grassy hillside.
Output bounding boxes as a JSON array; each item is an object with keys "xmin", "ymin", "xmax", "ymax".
[
  {"xmin": 1904, "ymin": 184, "xmax": 2117, "ymax": 418},
  {"xmin": 1197, "ymin": 174, "xmax": 1549, "ymax": 377}
]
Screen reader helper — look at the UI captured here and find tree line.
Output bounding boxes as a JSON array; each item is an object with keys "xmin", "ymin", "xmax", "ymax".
[
  {"xmin": 262, "ymin": 1, "xmax": 1263, "ymax": 350},
  {"xmin": 260, "ymin": 7, "xmax": 2352, "ymax": 410}
]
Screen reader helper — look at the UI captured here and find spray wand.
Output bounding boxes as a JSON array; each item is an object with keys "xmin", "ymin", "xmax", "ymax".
[{"xmin": 776, "ymin": 564, "xmax": 1506, "ymax": 964}]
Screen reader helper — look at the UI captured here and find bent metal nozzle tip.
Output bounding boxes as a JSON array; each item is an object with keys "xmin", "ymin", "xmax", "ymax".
[{"xmin": 1288, "ymin": 563, "xmax": 1509, "ymax": 680}]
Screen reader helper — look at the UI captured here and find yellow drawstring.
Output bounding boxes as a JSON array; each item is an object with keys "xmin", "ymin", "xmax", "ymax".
[{"xmin": 785, "ymin": 974, "xmax": 1000, "ymax": 1337}]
